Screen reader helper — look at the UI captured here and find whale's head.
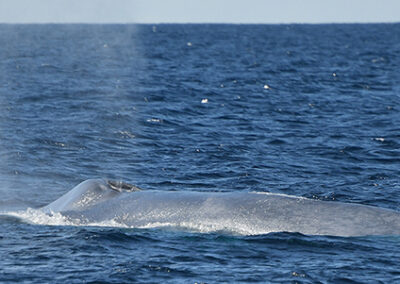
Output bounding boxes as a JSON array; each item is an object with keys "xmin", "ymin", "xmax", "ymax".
[{"xmin": 42, "ymin": 179, "xmax": 140, "ymax": 214}]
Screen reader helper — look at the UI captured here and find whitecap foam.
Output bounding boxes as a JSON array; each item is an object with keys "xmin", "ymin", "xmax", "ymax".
[
  {"xmin": 136, "ymin": 220, "xmax": 263, "ymax": 235},
  {"xmin": 4, "ymin": 208, "xmax": 79, "ymax": 226},
  {"xmin": 1, "ymin": 208, "xmax": 261, "ymax": 235},
  {"xmin": 3, "ymin": 208, "xmax": 129, "ymax": 229}
]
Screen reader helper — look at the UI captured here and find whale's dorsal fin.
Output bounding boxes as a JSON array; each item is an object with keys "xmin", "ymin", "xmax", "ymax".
[{"xmin": 107, "ymin": 180, "xmax": 141, "ymax": 192}]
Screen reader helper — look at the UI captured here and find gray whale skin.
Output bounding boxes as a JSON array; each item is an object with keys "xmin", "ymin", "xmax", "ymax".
[{"xmin": 42, "ymin": 179, "xmax": 400, "ymax": 237}]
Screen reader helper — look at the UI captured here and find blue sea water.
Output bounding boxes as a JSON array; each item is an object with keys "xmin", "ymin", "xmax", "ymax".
[{"xmin": 0, "ymin": 23, "xmax": 400, "ymax": 282}]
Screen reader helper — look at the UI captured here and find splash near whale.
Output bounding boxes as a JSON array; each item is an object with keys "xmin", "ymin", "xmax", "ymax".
[{"xmin": 16, "ymin": 179, "xmax": 400, "ymax": 236}]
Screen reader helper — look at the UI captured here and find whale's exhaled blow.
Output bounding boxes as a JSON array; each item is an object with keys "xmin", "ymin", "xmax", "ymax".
[{"xmin": 41, "ymin": 179, "xmax": 400, "ymax": 237}]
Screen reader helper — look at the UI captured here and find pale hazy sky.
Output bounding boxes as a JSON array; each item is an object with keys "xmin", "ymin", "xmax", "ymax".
[{"xmin": 0, "ymin": 0, "xmax": 399, "ymax": 24}]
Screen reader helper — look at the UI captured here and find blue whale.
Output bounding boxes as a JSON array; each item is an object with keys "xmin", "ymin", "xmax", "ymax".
[{"xmin": 41, "ymin": 179, "xmax": 400, "ymax": 237}]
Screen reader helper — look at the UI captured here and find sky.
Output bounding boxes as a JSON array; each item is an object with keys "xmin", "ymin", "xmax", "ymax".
[{"xmin": 0, "ymin": 0, "xmax": 399, "ymax": 24}]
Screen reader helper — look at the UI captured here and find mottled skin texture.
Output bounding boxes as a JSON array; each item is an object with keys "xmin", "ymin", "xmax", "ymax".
[{"xmin": 42, "ymin": 179, "xmax": 400, "ymax": 237}]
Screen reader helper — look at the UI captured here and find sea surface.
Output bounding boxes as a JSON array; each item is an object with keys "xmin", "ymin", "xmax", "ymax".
[{"xmin": 0, "ymin": 24, "xmax": 400, "ymax": 283}]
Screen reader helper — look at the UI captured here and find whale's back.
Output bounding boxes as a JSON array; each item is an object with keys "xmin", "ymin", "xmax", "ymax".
[
  {"xmin": 41, "ymin": 179, "xmax": 400, "ymax": 236},
  {"xmin": 42, "ymin": 179, "xmax": 139, "ymax": 214}
]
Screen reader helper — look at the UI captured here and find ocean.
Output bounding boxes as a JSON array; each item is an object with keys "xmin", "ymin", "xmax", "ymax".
[{"xmin": 0, "ymin": 23, "xmax": 400, "ymax": 283}]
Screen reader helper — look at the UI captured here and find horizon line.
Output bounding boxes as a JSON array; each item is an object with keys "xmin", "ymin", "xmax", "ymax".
[{"xmin": 1, "ymin": 21, "xmax": 399, "ymax": 25}]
